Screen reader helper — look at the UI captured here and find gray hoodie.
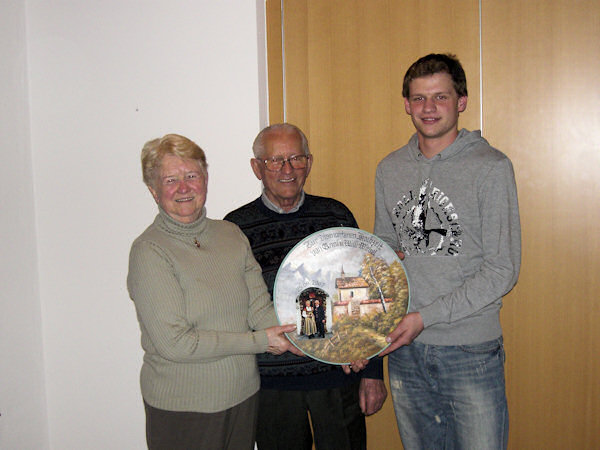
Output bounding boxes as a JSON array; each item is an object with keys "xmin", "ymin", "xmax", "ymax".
[{"xmin": 374, "ymin": 129, "xmax": 521, "ymax": 345}]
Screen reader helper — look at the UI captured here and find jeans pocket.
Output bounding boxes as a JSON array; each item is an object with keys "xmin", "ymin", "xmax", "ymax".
[{"xmin": 458, "ymin": 337, "xmax": 505, "ymax": 361}]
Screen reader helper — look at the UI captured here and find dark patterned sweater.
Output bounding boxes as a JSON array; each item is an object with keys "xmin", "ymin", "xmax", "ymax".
[{"xmin": 225, "ymin": 194, "xmax": 383, "ymax": 390}]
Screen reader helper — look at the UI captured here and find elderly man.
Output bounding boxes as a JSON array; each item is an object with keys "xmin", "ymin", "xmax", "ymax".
[{"xmin": 225, "ymin": 123, "xmax": 386, "ymax": 450}]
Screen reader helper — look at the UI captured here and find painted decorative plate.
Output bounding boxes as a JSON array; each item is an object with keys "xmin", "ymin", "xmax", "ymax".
[{"xmin": 273, "ymin": 227, "xmax": 410, "ymax": 365}]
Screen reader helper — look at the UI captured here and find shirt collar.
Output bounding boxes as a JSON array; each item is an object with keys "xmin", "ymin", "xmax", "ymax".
[{"xmin": 261, "ymin": 189, "xmax": 305, "ymax": 214}]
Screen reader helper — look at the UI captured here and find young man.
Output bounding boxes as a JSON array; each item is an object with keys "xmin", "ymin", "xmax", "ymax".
[
  {"xmin": 225, "ymin": 123, "xmax": 386, "ymax": 450},
  {"xmin": 375, "ymin": 54, "xmax": 521, "ymax": 449}
]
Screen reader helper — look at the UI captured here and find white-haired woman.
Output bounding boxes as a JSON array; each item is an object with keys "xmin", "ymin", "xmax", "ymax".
[{"xmin": 127, "ymin": 134, "xmax": 299, "ymax": 449}]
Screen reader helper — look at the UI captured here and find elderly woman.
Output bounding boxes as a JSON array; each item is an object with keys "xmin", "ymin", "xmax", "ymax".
[{"xmin": 127, "ymin": 134, "xmax": 298, "ymax": 449}]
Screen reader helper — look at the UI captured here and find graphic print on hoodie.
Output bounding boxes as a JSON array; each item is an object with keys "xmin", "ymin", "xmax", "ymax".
[{"xmin": 392, "ymin": 178, "xmax": 462, "ymax": 256}]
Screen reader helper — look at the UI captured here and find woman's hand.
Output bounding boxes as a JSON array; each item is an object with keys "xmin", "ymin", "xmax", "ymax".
[{"xmin": 265, "ymin": 324, "xmax": 304, "ymax": 356}]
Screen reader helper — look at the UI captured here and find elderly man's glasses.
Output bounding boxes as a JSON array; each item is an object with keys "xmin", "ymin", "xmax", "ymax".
[{"xmin": 260, "ymin": 154, "xmax": 311, "ymax": 171}]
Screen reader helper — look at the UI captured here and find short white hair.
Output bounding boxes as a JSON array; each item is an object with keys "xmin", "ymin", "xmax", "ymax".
[{"xmin": 252, "ymin": 123, "xmax": 310, "ymax": 158}]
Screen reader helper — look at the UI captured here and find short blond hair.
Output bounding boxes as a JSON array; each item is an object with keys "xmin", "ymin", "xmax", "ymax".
[{"xmin": 141, "ymin": 134, "xmax": 207, "ymax": 187}]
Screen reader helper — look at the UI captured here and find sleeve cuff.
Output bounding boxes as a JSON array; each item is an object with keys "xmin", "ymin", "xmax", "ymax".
[{"xmin": 361, "ymin": 356, "xmax": 384, "ymax": 379}]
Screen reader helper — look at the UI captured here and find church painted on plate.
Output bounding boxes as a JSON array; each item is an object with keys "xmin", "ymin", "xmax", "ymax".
[{"xmin": 333, "ymin": 267, "xmax": 393, "ymax": 318}]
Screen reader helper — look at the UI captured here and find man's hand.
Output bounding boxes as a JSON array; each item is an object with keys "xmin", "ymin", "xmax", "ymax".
[
  {"xmin": 359, "ymin": 378, "xmax": 387, "ymax": 416},
  {"xmin": 379, "ymin": 312, "xmax": 424, "ymax": 357},
  {"xmin": 265, "ymin": 324, "xmax": 304, "ymax": 356},
  {"xmin": 342, "ymin": 359, "xmax": 369, "ymax": 374}
]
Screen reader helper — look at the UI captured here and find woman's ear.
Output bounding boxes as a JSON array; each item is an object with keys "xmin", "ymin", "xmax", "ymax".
[{"xmin": 147, "ymin": 185, "xmax": 159, "ymax": 203}]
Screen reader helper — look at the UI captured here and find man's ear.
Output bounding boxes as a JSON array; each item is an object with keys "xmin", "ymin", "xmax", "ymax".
[
  {"xmin": 304, "ymin": 153, "xmax": 313, "ymax": 178},
  {"xmin": 250, "ymin": 158, "xmax": 263, "ymax": 180},
  {"xmin": 458, "ymin": 96, "xmax": 468, "ymax": 113},
  {"xmin": 404, "ymin": 97, "xmax": 412, "ymax": 115}
]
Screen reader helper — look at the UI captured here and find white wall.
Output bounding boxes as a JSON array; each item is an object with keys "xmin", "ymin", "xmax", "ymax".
[
  {"xmin": 1, "ymin": 1, "xmax": 267, "ymax": 448},
  {"xmin": 0, "ymin": 2, "xmax": 49, "ymax": 449}
]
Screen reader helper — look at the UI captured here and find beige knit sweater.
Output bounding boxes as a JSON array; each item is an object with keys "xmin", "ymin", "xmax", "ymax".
[{"xmin": 127, "ymin": 207, "xmax": 277, "ymax": 413}]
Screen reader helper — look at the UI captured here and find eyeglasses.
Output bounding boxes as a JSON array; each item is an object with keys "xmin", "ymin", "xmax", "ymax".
[{"xmin": 260, "ymin": 154, "xmax": 311, "ymax": 171}]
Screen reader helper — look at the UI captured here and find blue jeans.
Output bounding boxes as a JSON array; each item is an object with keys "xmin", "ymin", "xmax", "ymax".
[{"xmin": 388, "ymin": 338, "xmax": 508, "ymax": 450}]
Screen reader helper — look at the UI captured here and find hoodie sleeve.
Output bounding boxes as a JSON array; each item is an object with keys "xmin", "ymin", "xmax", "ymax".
[
  {"xmin": 374, "ymin": 162, "xmax": 401, "ymax": 251},
  {"xmin": 418, "ymin": 157, "xmax": 521, "ymax": 327}
]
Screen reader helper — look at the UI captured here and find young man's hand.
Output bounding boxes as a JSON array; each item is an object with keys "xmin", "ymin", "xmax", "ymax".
[{"xmin": 379, "ymin": 312, "xmax": 424, "ymax": 356}]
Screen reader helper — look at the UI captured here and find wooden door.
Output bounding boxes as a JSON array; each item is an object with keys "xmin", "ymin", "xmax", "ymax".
[{"xmin": 267, "ymin": 1, "xmax": 600, "ymax": 448}]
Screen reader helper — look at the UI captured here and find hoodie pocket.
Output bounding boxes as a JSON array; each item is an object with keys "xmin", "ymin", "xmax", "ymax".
[{"xmin": 403, "ymin": 255, "xmax": 465, "ymax": 310}]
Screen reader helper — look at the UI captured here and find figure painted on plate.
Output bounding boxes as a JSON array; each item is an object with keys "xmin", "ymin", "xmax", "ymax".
[
  {"xmin": 302, "ymin": 299, "xmax": 317, "ymax": 338},
  {"xmin": 314, "ymin": 299, "xmax": 326, "ymax": 338}
]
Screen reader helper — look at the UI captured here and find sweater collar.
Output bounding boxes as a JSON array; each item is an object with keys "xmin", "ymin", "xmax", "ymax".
[{"xmin": 154, "ymin": 206, "xmax": 208, "ymax": 238}]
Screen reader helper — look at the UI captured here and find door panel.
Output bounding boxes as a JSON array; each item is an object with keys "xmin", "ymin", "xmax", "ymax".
[
  {"xmin": 274, "ymin": 0, "xmax": 480, "ymax": 231},
  {"xmin": 482, "ymin": 1, "xmax": 600, "ymax": 448},
  {"xmin": 268, "ymin": 3, "xmax": 479, "ymax": 449}
]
